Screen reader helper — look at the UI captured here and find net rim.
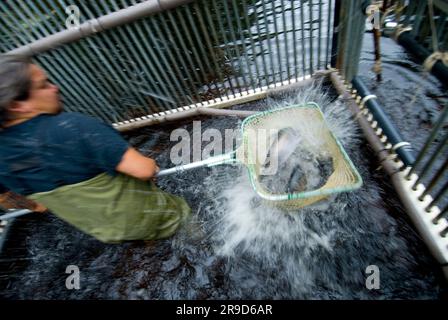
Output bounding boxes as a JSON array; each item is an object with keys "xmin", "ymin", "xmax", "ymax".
[{"xmin": 240, "ymin": 102, "xmax": 363, "ymax": 203}]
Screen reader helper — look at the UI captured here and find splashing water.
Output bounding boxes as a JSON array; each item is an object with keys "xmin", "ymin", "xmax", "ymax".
[
  {"xmin": 198, "ymin": 81, "xmax": 440, "ymax": 299},
  {"xmin": 206, "ymin": 82, "xmax": 349, "ymax": 259}
]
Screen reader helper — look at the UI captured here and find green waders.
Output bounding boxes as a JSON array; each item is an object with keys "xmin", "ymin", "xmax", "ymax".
[{"xmin": 28, "ymin": 173, "xmax": 191, "ymax": 243}]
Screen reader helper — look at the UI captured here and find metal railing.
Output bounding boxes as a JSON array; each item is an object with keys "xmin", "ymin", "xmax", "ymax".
[
  {"xmin": 0, "ymin": 0, "xmax": 366, "ymax": 125},
  {"xmin": 382, "ymin": 0, "xmax": 448, "ymax": 229},
  {"xmin": 407, "ymin": 106, "xmax": 448, "ymax": 224}
]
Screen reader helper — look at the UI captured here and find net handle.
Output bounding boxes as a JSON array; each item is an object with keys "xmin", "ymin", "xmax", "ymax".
[
  {"xmin": 156, "ymin": 151, "xmax": 237, "ymax": 177},
  {"xmin": 0, "ymin": 209, "xmax": 33, "ymax": 220}
]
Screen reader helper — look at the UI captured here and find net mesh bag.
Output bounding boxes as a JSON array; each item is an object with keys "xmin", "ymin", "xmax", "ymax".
[{"xmin": 236, "ymin": 102, "xmax": 362, "ymax": 209}]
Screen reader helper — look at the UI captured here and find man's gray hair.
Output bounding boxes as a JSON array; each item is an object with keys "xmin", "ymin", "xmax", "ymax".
[{"xmin": 0, "ymin": 55, "xmax": 32, "ymax": 125}]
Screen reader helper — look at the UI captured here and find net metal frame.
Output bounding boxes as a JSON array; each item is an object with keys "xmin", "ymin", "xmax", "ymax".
[{"xmin": 238, "ymin": 102, "xmax": 363, "ymax": 209}]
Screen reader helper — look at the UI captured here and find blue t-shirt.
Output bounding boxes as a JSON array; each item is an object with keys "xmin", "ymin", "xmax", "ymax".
[{"xmin": 0, "ymin": 112, "xmax": 129, "ymax": 195}]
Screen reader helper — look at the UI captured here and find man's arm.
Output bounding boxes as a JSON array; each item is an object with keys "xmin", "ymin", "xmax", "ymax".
[
  {"xmin": 115, "ymin": 147, "xmax": 160, "ymax": 181},
  {"xmin": 64, "ymin": 114, "xmax": 159, "ymax": 181}
]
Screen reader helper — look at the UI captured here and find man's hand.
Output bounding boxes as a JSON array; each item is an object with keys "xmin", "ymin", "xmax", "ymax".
[
  {"xmin": 33, "ymin": 202, "xmax": 49, "ymax": 213},
  {"xmin": 151, "ymin": 165, "xmax": 160, "ymax": 183},
  {"xmin": 116, "ymin": 147, "xmax": 160, "ymax": 181},
  {"xmin": 0, "ymin": 191, "xmax": 48, "ymax": 213}
]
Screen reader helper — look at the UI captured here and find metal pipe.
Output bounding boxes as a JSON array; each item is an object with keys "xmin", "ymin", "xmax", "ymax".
[
  {"xmin": 373, "ymin": 26, "xmax": 383, "ymax": 82},
  {"xmin": 433, "ymin": 204, "xmax": 448, "ymax": 224},
  {"xmin": 300, "ymin": 0, "xmax": 307, "ymax": 77},
  {"xmin": 403, "ymin": 0, "xmax": 417, "ymax": 27},
  {"xmin": 411, "ymin": 1, "xmax": 428, "ymax": 38},
  {"xmin": 201, "ymin": 2, "xmax": 232, "ymax": 100},
  {"xmin": 270, "ymin": 0, "xmax": 283, "ymax": 84},
  {"xmin": 212, "ymin": 0, "xmax": 242, "ymax": 95},
  {"xmin": 332, "ymin": 0, "xmax": 366, "ymax": 80},
  {"xmin": 418, "ymin": 157, "xmax": 448, "ymax": 200},
  {"xmin": 309, "ymin": 0, "xmax": 315, "ymax": 75},
  {"xmin": 5, "ymin": 0, "xmax": 194, "ymax": 56},
  {"xmin": 347, "ymin": 1, "xmax": 367, "ymax": 81},
  {"xmin": 290, "ymin": 0, "xmax": 298, "ymax": 80},
  {"xmin": 325, "ymin": 0, "xmax": 334, "ymax": 68},
  {"xmin": 222, "ymin": 0, "xmax": 248, "ymax": 91},
  {"xmin": 352, "ymin": 76, "xmax": 416, "ymax": 167},
  {"xmin": 231, "ymin": 0, "xmax": 257, "ymax": 91},
  {"xmin": 317, "ymin": 0, "xmax": 323, "ymax": 70},
  {"xmin": 280, "ymin": 0, "xmax": 291, "ymax": 83},
  {"xmin": 330, "ymin": 0, "xmax": 341, "ymax": 68},
  {"xmin": 396, "ymin": 31, "xmax": 448, "ymax": 87},
  {"xmin": 76, "ymin": 3, "xmax": 168, "ymax": 112},
  {"xmin": 412, "ymin": 132, "xmax": 448, "ymax": 188},
  {"xmin": 0, "ymin": 5, "xmax": 96, "ymax": 115},
  {"xmin": 197, "ymin": 109, "xmax": 256, "ymax": 117},
  {"xmin": 165, "ymin": 9, "xmax": 206, "ymax": 100},
  {"xmin": 27, "ymin": 1, "xmax": 124, "ymax": 121},
  {"xmin": 185, "ymin": 3, "xmax": 222, "ymax": 100},
  {"xmin": 176, "ymin": 5, "xmax": 215, "ymax": 99},
  {"xmin": 250, "ymin": 0, "xmax": 269, "ymax": 87},
  {"xmin": 261, "ymin": 0, "xmax": 277, "ymax": 85},
  {"xmin": 146, "ymin": 15, "xmax": 192, "ymax": 107},
  {"xmin": 408, "ymin": 107, "xmax": 448, "ymax": 178},
  {"xmin": 427, "ymin": 180, "xmax": 448, "ymax": 212}
]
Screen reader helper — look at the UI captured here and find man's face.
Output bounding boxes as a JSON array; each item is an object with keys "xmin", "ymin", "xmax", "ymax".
[{"xmin": 25, "ymin": 64, "xmax": 61, "ymax": 115}]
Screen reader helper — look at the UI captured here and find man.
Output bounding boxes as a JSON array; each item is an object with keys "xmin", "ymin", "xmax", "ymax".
[{"xmin": 0, "ymin": 55, "xmax": 190, "ymax": 243}]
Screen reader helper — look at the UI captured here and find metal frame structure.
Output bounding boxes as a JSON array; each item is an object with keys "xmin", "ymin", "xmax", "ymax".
[{"xmin": 1, "ymin": 0, "xmax": 355, "ymax": 124}]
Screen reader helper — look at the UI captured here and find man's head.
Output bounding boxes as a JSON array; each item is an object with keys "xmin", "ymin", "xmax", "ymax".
[{"xmin": 0, "ymin": 55, "xmax": 61, "ymax": 127}]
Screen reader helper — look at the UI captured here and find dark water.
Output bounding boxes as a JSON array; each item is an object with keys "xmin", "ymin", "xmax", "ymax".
[{"xmin": 1, "ymin": 7, "xmax": 448, "ymax": 299}]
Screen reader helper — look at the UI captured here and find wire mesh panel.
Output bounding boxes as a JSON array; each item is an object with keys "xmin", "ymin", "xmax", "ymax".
[{"xmin": 0, "ymin": 0, "xmax": 342, "ymax": 123}]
